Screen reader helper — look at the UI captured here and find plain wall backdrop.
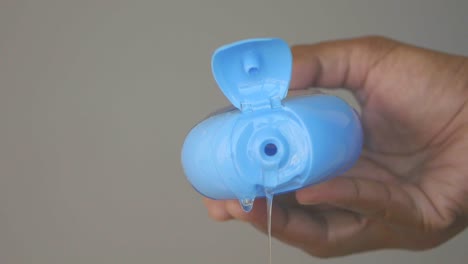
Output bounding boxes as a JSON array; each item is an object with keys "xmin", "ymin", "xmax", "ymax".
[{"xmin": 1, "ymin": 1, "xmax": 468, "ymax": 263}]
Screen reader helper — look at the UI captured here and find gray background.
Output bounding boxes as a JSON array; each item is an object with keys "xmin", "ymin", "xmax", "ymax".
[{"xmin": 1, "ymin": 0, "xmax": 467, "ymax": 263}]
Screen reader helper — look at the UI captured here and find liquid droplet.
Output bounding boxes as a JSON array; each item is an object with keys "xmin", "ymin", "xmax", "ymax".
[{"xmin": 239, "ymin": 197, "xmax": 255, "ymax": 212}]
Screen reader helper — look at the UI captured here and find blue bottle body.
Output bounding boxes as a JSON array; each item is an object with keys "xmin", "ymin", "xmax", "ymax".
[
  {"xmin": 181, "ymin": 38, "xmax": 363, "ymax": 204},
  {"xmin": 181, "ymin": 94, "xmax": 362, "ymax": 200}
]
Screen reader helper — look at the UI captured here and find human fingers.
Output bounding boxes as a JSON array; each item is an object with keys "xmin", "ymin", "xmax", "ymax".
[
  {"xmin": 203, "ymin": 198, "xmax": 233, "ymax": 221},
  {"xmin": 289, "ymin": 35, "xmax": 401, "ymax": 96},
  {"xmin": 296, "ymin": 176, "xmax": 421, "ymax": 228},
  {"xmin": 223, "ymin": 198, "xmax": 395, "ymax": 257}
]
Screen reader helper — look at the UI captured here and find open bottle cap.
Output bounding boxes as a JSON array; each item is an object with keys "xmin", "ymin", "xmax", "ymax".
[{"xmin": 211, "ymin": 38, "xmax": 292, "ymax": 112}]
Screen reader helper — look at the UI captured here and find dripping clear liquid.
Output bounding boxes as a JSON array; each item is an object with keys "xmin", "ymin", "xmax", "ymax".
[
  {"xmin": 240, "ymin": 197, "xmax": 254, "ymax": 212},
  {"xmin": 265, "ymin": 190, "xmax": 274, "ymax": 264}
]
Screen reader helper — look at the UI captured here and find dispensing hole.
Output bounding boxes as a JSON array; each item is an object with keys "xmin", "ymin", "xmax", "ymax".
[
  {"xmin": 264, "ymin": 143, "xmax": 278, "ymax": 156},
  {"xmin": 248, "ymin": 66, "xmax": 259, "ymax": 75}
]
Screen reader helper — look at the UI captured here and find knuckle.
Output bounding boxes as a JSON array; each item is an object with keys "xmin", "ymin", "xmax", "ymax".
[
  {"xmin": 303, "ymin": 245, "xmax": 337, "ymax": 259},
  {"xmin": 308, "ymin": 248, "xmax": 335, "ymax": 259},
  {"xmin": 361, "ymin": 35, "xmax": 392, "ymax": 43},
  {"xmin": 409, "ymin": 238, "xmax": 445, "ymax": 251},
  {"xmin": 207, "ymin": 209, "xmax": 229, "ymax": 221}
]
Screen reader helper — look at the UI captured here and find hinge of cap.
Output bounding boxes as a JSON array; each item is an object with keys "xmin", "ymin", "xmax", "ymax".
[
  {"xmin": 240, "ymin": 96, "xmax": 283, "ymax": 113},
  {"xmin": 270, "ymin": 96, "xmax": 282, "ymax": 109}
]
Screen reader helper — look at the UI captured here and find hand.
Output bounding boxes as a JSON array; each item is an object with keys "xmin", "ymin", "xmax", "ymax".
[{"xmin": 203, "ymin": 36, "xmax": 468, "ymax": 257}]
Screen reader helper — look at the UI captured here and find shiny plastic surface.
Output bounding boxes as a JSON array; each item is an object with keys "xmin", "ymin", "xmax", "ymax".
[
  {"xmin": 181, "ymin": 38, "xmax": 363, "ymax": 203},
  {"xmin": 211, "ymin": 38, "xmax": 291, "ymax": 111}
]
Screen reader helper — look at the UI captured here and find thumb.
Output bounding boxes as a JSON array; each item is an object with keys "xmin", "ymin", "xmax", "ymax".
[
  {"xmin": 289, "ymin": 36, "xmax": 400, "ymax": 95},
  {"xmin": 295, "ymin": 176, "xmax": 421, "ymax": 228}
]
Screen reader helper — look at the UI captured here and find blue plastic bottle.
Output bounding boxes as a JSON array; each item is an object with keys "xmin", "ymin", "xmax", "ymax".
[{"xmin": 181, "ymin": 38, "xmax": 363, "ymax": 211}]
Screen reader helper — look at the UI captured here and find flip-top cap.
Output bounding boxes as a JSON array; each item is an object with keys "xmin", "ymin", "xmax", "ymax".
[{"xmin": 211, "ymin": 38, "xmax": 292, "ymax": 111}]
